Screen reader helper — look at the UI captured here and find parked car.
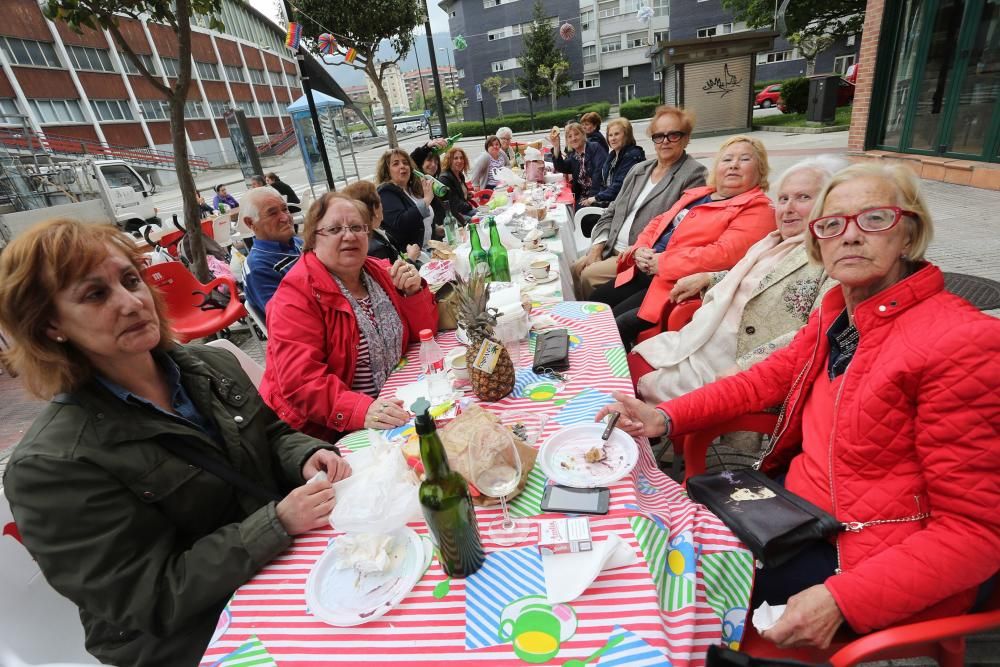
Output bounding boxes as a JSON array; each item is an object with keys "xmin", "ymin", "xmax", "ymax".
[
  {"xmin": 755, "ymin": 84, "xmax": 782, "ymax": 108},
  {"xmin": 778, "ymin": 78, "xmax": 855, "ymax": 113}
]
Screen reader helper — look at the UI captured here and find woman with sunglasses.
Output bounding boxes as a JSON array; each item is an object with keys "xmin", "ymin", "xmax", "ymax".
[
  {"xmin": 598, "ymin": 163, "xmax": 1000, "ymax": 650},
  {"xmin": 260, "ymin": 194, "xmax": 438, "ymax": 441},
  {"xmin": 591, "ymin": 135, "xmax": 775, "ymax": 347},
  {"xmin": 572, "ymin": 106, "xmax": 707, "ymax": 299}
]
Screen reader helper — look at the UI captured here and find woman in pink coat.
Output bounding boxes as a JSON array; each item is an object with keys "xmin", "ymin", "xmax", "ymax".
[
  {"xmin": 260, "ymin": 194, "xmax": 438, "ymax": 443},
  {"xmin": 599, "ymin": 164, "xmax": 1000, "ymax": 649}
]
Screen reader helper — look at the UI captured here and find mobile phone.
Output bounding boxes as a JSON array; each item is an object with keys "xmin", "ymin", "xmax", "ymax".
[{"xmin": 541, "ymin": 485, "xmax": 610, "ymax": 515}]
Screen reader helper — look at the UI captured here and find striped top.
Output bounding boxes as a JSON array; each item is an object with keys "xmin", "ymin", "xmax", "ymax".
[{"xmin": 351, "ymin": 296, "xmax": 379, "ymax": 397}]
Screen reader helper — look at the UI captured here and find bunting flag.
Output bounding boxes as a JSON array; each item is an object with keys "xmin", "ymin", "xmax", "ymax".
[
  {"xmin": 344, "ymin": 47, "xmax": 357, "ymax": 64},
  {"xmin": 285, "ymin": 22, "xmax": 301, "ymax": 50},
  {"xmin": 453, "ymin": 35, "xmax": 468, "ymax": 50},
  {"xmin": 317, "ymin": 33, "xmax": 336, "ymax": 54}
]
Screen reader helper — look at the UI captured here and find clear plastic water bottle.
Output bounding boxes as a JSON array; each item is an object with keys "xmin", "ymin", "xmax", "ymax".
[{"xmin": 419, "ymin": 329, "xmax": 448, "ymax": 399}]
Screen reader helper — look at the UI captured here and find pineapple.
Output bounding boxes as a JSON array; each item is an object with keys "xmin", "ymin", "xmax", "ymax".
[{"xmin": 451, "ymin": 273, "xmax": 515, "ymax": 402}]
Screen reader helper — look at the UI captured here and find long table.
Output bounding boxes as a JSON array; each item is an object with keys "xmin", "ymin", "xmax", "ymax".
[{"xmin": 201, "ymin": 304, "xmax": 754, "ymax": 667}]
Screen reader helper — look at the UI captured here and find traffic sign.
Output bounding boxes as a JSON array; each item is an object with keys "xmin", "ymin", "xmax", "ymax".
[{"xmin": 475, "ymin": 84, "xmax": 483, "ymax": 102}]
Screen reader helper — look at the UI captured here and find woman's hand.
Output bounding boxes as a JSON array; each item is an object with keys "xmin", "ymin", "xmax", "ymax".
[
  {"xmin": 634, "ymin": 247, "xmax": 660, "ymax": 276},
  {"xmin": 390, "ymin": 258, "xmax": 422, "ymax": 296},
  {"xmin": 364, "ymin": 397, "xmax": 409, "ymax": 429},
  {"xmin": 580, "ymin": 196, "xmax": 596, "ymax": 207},
  {"xmin": 548, "ymin": 127, "xmax": 561, "ymax": 148},
  {"xmin": 670, "ymin": 273, "xmax": 711, "ymax": 302},
  {"xmin": 580, "ymin": 243, "xmax": 604, "ymax": 268},
  {"xmin": 421, "ymin": 177, "xmax": 434, "ymax": 204},
  {"xmin": 595, "ymin": 391, "xmax": 669, "ymax": 438},
  {"xmin": 761, "ymin": 584, "xmax": 845, "ymax": 649},
  {"xmin": 276, "ymin": 479, "xmax": 336, "ymax": 536},
  {"xmin": 406, "ymin": 243, "xmax": 422, "ymax": 261},
  {"xmin": 302, "ymin": 449, "xmax": 352, "ymax": 483}
]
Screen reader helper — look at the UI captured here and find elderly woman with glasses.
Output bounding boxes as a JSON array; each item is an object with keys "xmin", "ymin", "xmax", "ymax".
[
  {"xmin": 599, "ymin": 163, "xmax": 1000, "ymax": 650},
  {"xmin": 260, "ymin": 194, "xmax": 438, "ymax": 441}
]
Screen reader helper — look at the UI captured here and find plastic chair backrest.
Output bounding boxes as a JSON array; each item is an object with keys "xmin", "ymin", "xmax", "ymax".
[
  {"xmin": 205, "ymin": 339, "xmax": 264, "ymax": 389},
  {"xmin": 142, "ymin": 261, "xmax": 204, "ymax": 314},
  {"xmin": 211, "ymin": 216, "xmax": 233, "ymax": 248}
]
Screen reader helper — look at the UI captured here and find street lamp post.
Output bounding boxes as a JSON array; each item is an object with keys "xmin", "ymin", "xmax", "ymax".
[
  {"xmin": 421, "ymin": 0, "xmax": 448, "ymax": 137},
  {"xmin": 438, "ymin": 47, "xmax": 454, "ymax": 90}
]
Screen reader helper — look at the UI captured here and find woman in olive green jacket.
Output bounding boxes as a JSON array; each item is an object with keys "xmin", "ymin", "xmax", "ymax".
[{"xmin": 0, "ymin": 220, "xmax": 351, "ymax": 666}]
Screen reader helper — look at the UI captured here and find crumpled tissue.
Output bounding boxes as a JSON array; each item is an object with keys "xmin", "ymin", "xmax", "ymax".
[{"xmin": 752, "ymin": 602, "xmax": 787, "ymax": 633}]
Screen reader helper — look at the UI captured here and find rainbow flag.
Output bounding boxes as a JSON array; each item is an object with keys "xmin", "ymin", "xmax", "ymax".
[
  {"xmin": 344, "ymin": 47, "xmax": 357, "ymax": 63},
  {"xmin": 285, "ymin": 22, "xmax": 301, "ymax": 50}
]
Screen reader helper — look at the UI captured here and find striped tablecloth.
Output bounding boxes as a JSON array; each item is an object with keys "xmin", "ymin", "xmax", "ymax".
[{"xmin": 201, "ymin": 304, "xmax": 754, "ymax": 667}]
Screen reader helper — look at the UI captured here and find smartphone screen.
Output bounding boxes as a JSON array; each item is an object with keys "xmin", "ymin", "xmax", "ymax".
[{"xmin": 541, "ymin": 485, "xmax": 610, "ymax": 515}]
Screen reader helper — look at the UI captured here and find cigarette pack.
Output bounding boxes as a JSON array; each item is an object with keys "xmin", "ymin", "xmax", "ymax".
[{"xmin": 537, "ymin": 517, "xmax": 592, "ymax": 556}]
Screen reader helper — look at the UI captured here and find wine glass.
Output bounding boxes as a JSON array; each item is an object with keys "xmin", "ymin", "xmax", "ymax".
[{"xmin": 468, "ymin": 422, "xmax": 530, "ymax": 546}]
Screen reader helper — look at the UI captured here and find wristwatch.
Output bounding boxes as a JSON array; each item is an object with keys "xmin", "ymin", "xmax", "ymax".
[{"xmin": 654, "ymin": 408, "xmax": 672, "ymax": 436}]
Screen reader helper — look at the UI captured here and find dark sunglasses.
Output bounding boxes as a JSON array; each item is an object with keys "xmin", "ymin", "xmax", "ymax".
[{"xmin": 651, "ymin": 131, "xmax": 687, "ymax": 144}]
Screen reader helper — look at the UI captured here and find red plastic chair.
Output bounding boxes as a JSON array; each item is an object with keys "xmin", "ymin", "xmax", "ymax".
[
  {"xmin": 142, "ymin": 261, "xmax": 246, "ymax": 343},
  {"xmin": 151, "ymin": 219, "xmax": 216, "ymax": 258},
  {"xmin": 635, "ymin": 298, "xmax": 704, "ymax": 345},
  {"xmin": 737, "ymin": 581, "xmax": 1000, "ymax": 667}
]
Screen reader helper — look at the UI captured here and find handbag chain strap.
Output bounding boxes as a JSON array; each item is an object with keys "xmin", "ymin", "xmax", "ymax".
[{"xmin": 842, "ymin": 510, "xmax": 930, "ymax": 533}]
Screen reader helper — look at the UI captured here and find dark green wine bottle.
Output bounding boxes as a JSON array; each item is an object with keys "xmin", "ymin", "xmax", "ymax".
[
  {"xmin": 486, "ymin": 217, "xmax": 511, "ymax": 282},
  {"xmin": 415, "ymin": 405, "xmax": 485, "ymax": 578},
  {"xmin": 468, "ymin": 222, "xmax": 491, "ymax": 279}
]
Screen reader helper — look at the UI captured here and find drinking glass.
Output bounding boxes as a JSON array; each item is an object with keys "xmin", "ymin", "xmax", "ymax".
[{"xmin": 468, "ymin": 422, "xmax": 530, "ymax": 546}]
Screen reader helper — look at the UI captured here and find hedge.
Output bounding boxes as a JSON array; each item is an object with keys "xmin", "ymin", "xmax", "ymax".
[
  {"xmin": 448, "ymin": 102, "xmax": 612, "ymax": 137},
  {"xmin": 619, "ymin": 97, "xmax": 661, "ymax": 120},
  {"xmin": 779, "ymin": 77, "xmax": 809, "ymax": 114}
]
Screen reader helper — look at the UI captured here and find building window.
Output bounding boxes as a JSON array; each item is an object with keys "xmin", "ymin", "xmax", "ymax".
[
  {"xmin": 1, "ymin": 38, "xmax": 61, "ymax": 68},
  {"xmin": 582, "ymin": 44, "xmax": 597, "ymax": 65},
  {"xmin": 597, "ymin": 1, "xmax": 619, "ymax": 19},
  {"xmin": 499, "ymin": 88, "xmax": 524, "ymax": 101},
  {"xmin": 721, "ymin": 23, "xmax": 735, "ymax": 34},
  {"xmin": 697, "ymin": 26, "xmax": 717, "ymax": 38},
  {"xmin": 846, "ymin": 34, "xmax": 856, "ymax": 46},
  {"xmin": 209, "ymin": 100, "xmax": 229, "ymax": 118},
  {"xmin": 622, "ymin": 66, "xmax": 629, "ymax": 78},
  {"xmin": 833, "ymin": 54, "xmax": 856, "ymax": 75},
  {"xmin": 195, "ymin": 61, "xmax": 221, "ymax": 80},
  {"xmin": 184, "ymin": 100, "xmax": 206, "ymax": 118},
  {"xmin": 268, "ymin": 69, "xmax": 283, "ymax": 86},
  {"xmin": 285, "ymin": 72, "xmax": 297, "ymax": 88},
  {"xmin": 119, "ymin": 52, "xmax": 158, "ymax": 76},
  {"xmin": 653, "ymin": 30, "xmax": 669, "ymax": 43},
  {"xmin": 619, "ymin": 84, "xmax": 636, "ymax": 104},
  {"xmin": 622, "ymin": 0, "xmax": 640, "ymax": 12},
  {"xmin": 224, "ymin": 64, "xmax": 246, "ymax": 82},
  {"xmin": 258, "ymin": 100, "xmax": 277, "ymax": 115},
  {"xmin": 491, "ymin": 58, "xmax": 518, "ymax": 72},
  {"xmin": 28, "ymin": 98, "xmax": 85, "ymax": 124},
  {"xmin": 0, "ymin": 98, "xmax": 22, "ymax": 124},
  {"xmin": 457, "ymin": 68, "xmax": 465, "ymax": 78},
  {"xmin": 626, "ymin": 31, "xmax": 647, "ymax": 49},
  {"xmin": 248, "ymin": 68, "xmax": 267, "ymax": 85},
  {"xmin": 653, "ymin": 0, "xmax": 668, "ymax": 17},
  {"xmin": 653, "ymin": 69, "xmax": 661, "ymax": 81},
  {"xmin": 237, "ymin": 100, "xmax": 257, "ymax": 116},
  {"xmin": 91, "ymin": 99, "xmax": 134, "ymax": 122},
  {"xmin": 139, "ymin": 99, "xmax": 170, "ymax": 120},
  {"xmin": 482, "ymin": 0, "xmax": 516, "ymax": 7},
  {"xmin": 600, "ymin": 36, "xmax": 622, "ymax": 53},
  {"xmin": 161, "ymin": 57, "xmax": 180, "ymax": 78},
  {"xmin": 575, "ymin": 76, "xmax": 600, "ymax": 89},
  {"xmin": 66, "ymin": 45, "xmax": 115, "ymax": 73},
  {"xmin": 581, "ymin": 10, "xmax": 594, "ymax": 31},
  {"xmin": 756, "ymin": 49, "xmax": 799, "ymax": 65}
]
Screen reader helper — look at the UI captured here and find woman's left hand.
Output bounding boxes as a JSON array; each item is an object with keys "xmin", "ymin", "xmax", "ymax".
[
  {"xmin": 302, "ymin": 449, "xmax": 352, "ymax": 483},
  {"xmin": 390, "ymin": 258, "xmax": 422, "ymax": 296},
  {"xmin": 580, "ymin": 196, "xmax": 596, "ymax": 207},
  {"xmin": 634, "ymin": 248, "xmax": 660, "ymax": 275},
  {"xmin": 761, "ymin": 584, "xmax": 845, "ymax": 649}
]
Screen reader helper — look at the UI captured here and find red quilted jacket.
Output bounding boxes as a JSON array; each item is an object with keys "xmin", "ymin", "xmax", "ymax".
[
  {"xmin": 663, "ymin": 264, "xmax": 1000, "ymax": 633},
  {"xmin": 260, "ymin": 253, "xmax": 438, "ymax": 441}
]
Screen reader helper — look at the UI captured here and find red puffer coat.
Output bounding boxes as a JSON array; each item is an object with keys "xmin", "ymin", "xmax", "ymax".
[
  {"xmin": 260, "ymin": 253, "xmax": 438, "ymax": 441},
  {"xmin": 663, "ymin": 264, "xmax": 1000, "ymax": 633}
]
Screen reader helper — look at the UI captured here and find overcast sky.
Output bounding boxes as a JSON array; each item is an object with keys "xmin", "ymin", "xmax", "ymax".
[{"xmin": 247, "ymin": 0, "xmax": 452, "ymax": 36}]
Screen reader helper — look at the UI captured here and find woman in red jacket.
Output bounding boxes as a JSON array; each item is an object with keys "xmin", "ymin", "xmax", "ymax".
[
  {"xmin": 599, "ymin": 164, "xmax": 1000, "ymax": 649},
  {"xmin": 260, "ymin": 194, "xmax": 438, "ymax": 443},
  {"xmin": 590, "ymin": 136, "xmax": 775, "ymax": 346}
]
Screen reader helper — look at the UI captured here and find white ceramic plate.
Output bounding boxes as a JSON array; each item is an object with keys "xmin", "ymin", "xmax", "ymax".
[
  {"xmin": 538, "ymin": 423, "xmax": 638, "ymax": 488},
  {"xmin": 305, "ymin": 528, "xmax": 431, "ymax": 627},
  {"xmin": 523, "ymin": 270, "xmax": 560, "ymax": 285}
]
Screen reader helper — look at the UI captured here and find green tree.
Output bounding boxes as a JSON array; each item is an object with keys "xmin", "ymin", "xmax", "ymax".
[
  {"xmin": 43, "ymin": 0, "xmax": 221, "ymax": 280},
  {"xmin": 720, "ymin": 0, "xmax": 864, "ymax": 41},
  {"xmin": 297, "ymin": 0, "xmax": 423, "ymax": 148},
  {"xmin": 516, "ymin": 1, "xmax": 571, "ymax": 110},
  {"xmin": 482, "ymin": 76, "xmax": 509, "ymax": 120},
  {"xmin": 425, "ymin": 88, "xmax": 467, "ymax": 117},
  {"xmin": 538, "ymin": 60, "xmax": 570, "ymax": 112},
  {"xmin": 788, "ymin": 32, "xmax": 836, "ymax": 76}
]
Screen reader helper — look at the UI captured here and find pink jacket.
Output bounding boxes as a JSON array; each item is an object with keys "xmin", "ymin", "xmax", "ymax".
[
  {"xmin": 260, "ymin": 253, "xmax": 438, "ymax": 441},
  {"xmin": 663, "ymin": 264, "xmax": 1000, "ymax": 633}
]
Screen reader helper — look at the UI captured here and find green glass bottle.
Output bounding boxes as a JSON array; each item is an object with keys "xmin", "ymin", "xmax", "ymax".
[
  {"xmin": 443, "ymin": 210, "xmax": 458, "ymax": 245},
  {"xmin": 432, "ymin": 133, "xmax": 463, "ymax": 155},
  {"xmin": 414, "ymin": 170, "xmax": 450, "ymax": 198},
  {"xmin": 486, "ymin": 217, "xmax": 511, "ymax": 282},
  {"xmin": 415, "ymin": 403, "xmax": 485, "ymax": 578},
  {"xmin": 468, "ymin": 222, "xmax": 491, "ymax": 279}
]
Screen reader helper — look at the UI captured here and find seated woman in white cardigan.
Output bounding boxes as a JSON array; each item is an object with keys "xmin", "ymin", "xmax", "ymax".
[{"xmin": 630, "ymin": 156, "xmax": 847, "ymax": 404}]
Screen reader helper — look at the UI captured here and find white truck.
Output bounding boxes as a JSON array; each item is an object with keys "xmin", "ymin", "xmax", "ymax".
[{"xmin": 0, "ymin": 158, "xmax": 160, "ymax": 247}]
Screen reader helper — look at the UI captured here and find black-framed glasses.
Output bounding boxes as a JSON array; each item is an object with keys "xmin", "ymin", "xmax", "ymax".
[
  {"xmin": 651, "ymin": 131, "xmax": 687, "ymax": 144},
  {"xmin": 315, "ymin": 224, "xmax": 369, "ymax": 237},
  {"xmin": 809, "ymin": 206, "xmax": 916, "ymax": 240}
]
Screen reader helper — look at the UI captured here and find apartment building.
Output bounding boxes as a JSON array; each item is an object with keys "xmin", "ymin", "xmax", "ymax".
[
  {"xmin": 0, "ymin": 0, "xmax": 364, "ymax": 166},
  {"xmin": 403, "ymin": 66, "xmax": 459, "ymax": 104},
  {"xmin": 365, "ymin": 62, "xmax": 410, "ymax": 117}
]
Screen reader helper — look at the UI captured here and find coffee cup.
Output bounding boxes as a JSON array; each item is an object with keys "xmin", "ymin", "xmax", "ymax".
[
  {"xmin": 528, "ymin": 260, "xmax": 550, "ymax": 281},
  {"xmin": 538, "ymin": 218, "xmax": 556, "ymax": 233},
  {"xmin": 446, "ymin": 349, "xmax": 469, "ymax": 380}
]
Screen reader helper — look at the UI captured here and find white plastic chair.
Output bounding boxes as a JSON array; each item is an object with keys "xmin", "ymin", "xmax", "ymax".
[
  {"xmin": 211, "ymin": 215, "xmax": 233, "ymax": 248},
  {"xmin": 0, "ymin": 489, "xmax": 97, "ymax": 664},
  {"xmin": 573, "ymin": 206, "xmax": 605, "ymax": 238},
  {"xmin": 205, "ymin": 338, "xmax": 264, "ymax": 389}
]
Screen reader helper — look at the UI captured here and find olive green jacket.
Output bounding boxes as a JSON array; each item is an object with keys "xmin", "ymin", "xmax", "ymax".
[{"xmin": 2, "ymin": 344, "xmax": 334, "ymax": 666}]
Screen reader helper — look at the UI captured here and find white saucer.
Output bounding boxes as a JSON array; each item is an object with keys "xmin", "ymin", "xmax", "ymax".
[
  {"xmin": 523, "ymin": 242, "xmax": 548, "ymax": 252},
  {"xmin": 523, "ymin": 270, "xmax": 559, "ymax": 285}
]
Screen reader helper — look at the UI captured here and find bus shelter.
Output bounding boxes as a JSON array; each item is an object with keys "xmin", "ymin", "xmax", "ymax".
[{"xmin": 287, "ymin": 92, "xmax": 360, "ymax": 188}]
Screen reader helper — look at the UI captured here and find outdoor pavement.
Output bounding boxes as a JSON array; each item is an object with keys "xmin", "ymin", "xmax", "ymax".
[{"xmin": 0, "ymin": 118, "xmax": 999, "ymax": 661}]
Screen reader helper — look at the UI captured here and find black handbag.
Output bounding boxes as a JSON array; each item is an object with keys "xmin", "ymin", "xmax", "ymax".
[
  {"xmin": 686, "ymin": 469, "xmax": 842, "ymax": 568},
  {"xmin": 706, "ymin": 644, "xmax": 824, "ymax": 667}
]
